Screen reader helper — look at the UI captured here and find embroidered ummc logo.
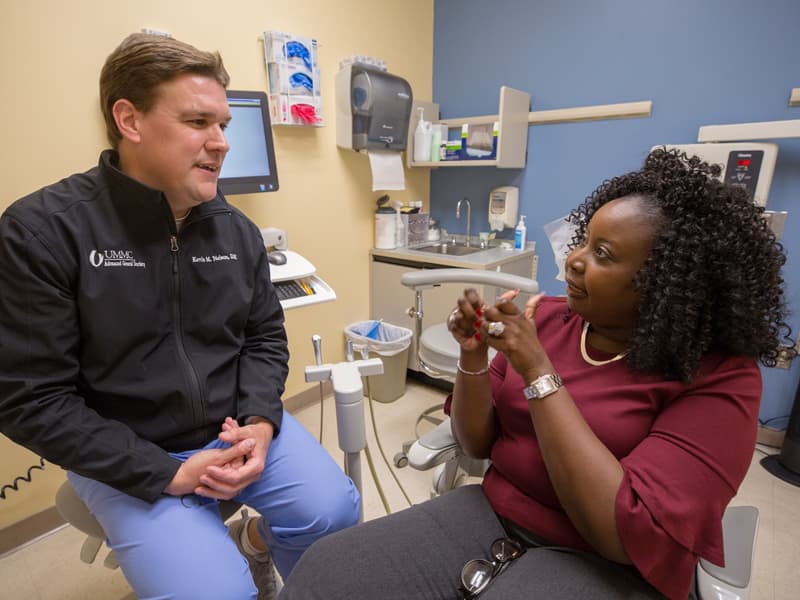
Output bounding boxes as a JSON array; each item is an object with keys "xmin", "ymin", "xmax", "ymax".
[{"xmin": 89, "ymin": 249, "xmax": 146, "ymax": 269}]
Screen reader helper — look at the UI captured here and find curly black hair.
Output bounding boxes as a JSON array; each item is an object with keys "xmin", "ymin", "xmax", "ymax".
[{"xmin": 568, "ymin": 147, "xmax": 794, "ymax": 382}]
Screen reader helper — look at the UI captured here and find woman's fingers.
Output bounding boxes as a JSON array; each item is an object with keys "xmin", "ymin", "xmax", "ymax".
[
  {"xmin": 524, "ymin": 292, "xmax": 546, "ymax": 321},
  {"xmin": 498, "ymin": 289, "xmax": 519, "ymax": 302}
]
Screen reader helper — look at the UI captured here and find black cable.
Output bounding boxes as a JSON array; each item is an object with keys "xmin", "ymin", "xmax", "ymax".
[
  {"xmin": 0, "ymin": 457, "xmax": 46, "ymax": 499},
  {"xmin": 759, "ymin": 414, "xmax": 791, "ymax": 427}
]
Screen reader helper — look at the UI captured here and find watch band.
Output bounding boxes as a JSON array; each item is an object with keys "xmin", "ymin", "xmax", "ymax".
[{"xmin": 522, "ymin": 374, "xmax": 563, "ymax": 400}]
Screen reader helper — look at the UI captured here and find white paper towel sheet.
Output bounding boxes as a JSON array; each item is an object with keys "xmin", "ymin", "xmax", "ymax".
[
  {"xmin": 368, "ymin": 150, "xmax": 405, "ymax": 191},
  {"xmin": 543, "ymin": 214, "xmax": 576, "ymax": 282}
]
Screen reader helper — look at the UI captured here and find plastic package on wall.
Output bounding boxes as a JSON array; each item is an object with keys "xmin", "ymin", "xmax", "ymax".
[{"xmin": 263, "ymin": 31, "xmax": 323, "ymax": 126}]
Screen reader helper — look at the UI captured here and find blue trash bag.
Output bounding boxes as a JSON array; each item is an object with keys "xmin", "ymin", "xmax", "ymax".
[{"xmin": 344, "ymin": 320, "xmax": 412, "ymax": 357}]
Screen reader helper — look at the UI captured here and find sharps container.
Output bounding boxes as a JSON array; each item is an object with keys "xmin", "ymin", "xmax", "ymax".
[{"xmin": 375, "ymin": 206, "xmax": 396, "ymax": 249}]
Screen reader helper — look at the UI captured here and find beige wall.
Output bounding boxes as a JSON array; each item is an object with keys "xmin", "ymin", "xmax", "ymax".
[{"xmin": 0, "ymin": 0, "xmax": 433, "ymax": 527}]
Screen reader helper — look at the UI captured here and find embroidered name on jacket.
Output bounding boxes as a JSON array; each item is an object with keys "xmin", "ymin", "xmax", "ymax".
[
  {"xmin": 191, "ymin": 253, "xmax": 239, "ymax": 263},
  {"xmin": 89, "ymin": 249, "xmax": 146, "ymax": 268}
]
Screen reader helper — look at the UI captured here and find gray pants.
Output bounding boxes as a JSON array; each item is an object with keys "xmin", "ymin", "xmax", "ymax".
[{"xmin": 277, "ymin": 485, "xmax": 669, "ymax": 599}]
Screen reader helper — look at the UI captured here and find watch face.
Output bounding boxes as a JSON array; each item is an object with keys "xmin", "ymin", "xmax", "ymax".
[
  {"xmin": 533, "ymin": 378, "xmax": 554, "ymax": 397},
  {"xmin": 524, "ymin": 374, "xmax": 561, "ymax": 399}
]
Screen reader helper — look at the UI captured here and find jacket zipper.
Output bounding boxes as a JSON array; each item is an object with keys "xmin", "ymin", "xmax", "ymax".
[{"xmin": 170, "ymin": 233, "xmax": 206, "ymax": 431}]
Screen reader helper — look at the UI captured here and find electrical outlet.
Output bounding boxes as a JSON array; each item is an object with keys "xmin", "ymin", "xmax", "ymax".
[{"xmin": 141, "ymin": 28, "xmax": 172, "ymax": 38}]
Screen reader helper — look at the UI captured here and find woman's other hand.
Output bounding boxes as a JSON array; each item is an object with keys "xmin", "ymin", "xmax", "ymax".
[
  {"xmin": 447, "ymin": 288, "xmax": 489, "ymax": 352},
  {"xmin": 481, "ymin": 292, "xmax": 546, "ymax": 383}
]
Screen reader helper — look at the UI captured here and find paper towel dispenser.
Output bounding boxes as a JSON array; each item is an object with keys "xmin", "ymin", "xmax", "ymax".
[{"xmin": 335, "ymin": 63, "xmax": 413, "ymax": 152}]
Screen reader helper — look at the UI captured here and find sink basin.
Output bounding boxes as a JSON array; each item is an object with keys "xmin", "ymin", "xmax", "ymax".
[{"xmin": 411, "ymin": 242, "xmax": 487, "ymax": 256}]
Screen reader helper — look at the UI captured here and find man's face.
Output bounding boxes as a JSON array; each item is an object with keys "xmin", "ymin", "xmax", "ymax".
[{"xmin": 121, "ymin": 74, "xmax": 231, "ymax": 214}]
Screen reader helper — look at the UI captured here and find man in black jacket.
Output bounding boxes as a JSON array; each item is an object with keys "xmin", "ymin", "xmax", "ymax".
[{"xmin": 0, "ymin": 33, "xmax": 359, "ymax": 600}]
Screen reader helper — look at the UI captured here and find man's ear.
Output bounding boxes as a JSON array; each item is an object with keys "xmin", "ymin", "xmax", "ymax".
[{"xmin": 112, "ymin": 99, "xmax": 142, "ymax": 144}]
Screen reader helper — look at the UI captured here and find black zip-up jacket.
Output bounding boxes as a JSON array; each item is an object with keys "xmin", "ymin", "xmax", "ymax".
[{"xmin": 0, "ymin": 150, "xmax": 288, "ymax": 502}]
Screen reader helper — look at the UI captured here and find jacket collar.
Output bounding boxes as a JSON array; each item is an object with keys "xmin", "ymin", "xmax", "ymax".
[{"xmin": 98, "ymin": 149, "xmax": 230, "ymax": 219}]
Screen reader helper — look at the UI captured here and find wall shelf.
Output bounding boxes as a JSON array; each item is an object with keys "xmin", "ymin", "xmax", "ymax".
[
  {"xmin": 407, "ymin": 90, "xmax": 653, "ymax": 170},
  {"xmin": 406, "ymin": 86, "xmax": 531, "ymax": 169}
]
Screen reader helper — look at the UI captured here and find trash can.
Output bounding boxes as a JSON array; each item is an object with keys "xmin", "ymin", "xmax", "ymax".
[{"xmin": 344, "ymin": 320, "xmax": 412, "ymax": 403}]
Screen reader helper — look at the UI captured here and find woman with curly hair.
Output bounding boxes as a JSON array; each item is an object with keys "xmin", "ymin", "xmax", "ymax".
[{"xmin": 278, "ymin": 148, "xmax": 793, "ymax": 600}]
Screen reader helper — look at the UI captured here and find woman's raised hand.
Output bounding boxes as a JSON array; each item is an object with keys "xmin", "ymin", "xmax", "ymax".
[
  {"xmin": 481, "ymin": 291, "xmax": 546, "ymax": 378},
  {"xmin": 447, "ymin": 288, "xmax": 490, "ymax": 352}
]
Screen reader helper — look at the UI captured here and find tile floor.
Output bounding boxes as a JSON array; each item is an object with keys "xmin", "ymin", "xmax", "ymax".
[{"xmin": 1, "ymin": 379, "xmax": 798, "ymax": 599}]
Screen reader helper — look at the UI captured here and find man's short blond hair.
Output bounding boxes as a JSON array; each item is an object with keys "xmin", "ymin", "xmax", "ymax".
[{"xmin": 99, "ymin": 33, "xmax": 230, "ymax": 148}]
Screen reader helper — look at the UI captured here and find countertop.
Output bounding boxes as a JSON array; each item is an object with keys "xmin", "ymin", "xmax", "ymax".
[{"xmin": 370, "ymin": 240, "xmax": 536, "ymax": 269}]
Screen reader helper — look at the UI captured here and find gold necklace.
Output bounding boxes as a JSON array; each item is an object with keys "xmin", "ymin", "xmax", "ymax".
[{"xmin": 580, "ymin": 322, "xmax": 627, "ymax": 366}]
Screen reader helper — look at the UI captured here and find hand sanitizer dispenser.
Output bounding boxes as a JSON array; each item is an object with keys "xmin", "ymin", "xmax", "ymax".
[{"xmin": 489, "ymin": 186, "xmax": 519, "ymax": 231}]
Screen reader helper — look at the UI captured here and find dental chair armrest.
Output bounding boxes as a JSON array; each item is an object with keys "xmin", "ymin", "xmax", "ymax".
[
  {"xmin": 697, "ymin": 505, "xmax": 759, "ymax": 593},
  {"xmin": 408, "ymin": 418, "xmax": 460, "ymax": 470},
  {"xmin": 400, "ymin": 269, "xmax": 539, "ymax": 294}
]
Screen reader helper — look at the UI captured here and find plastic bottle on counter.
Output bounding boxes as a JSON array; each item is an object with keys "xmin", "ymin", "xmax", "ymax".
[
  {"xmin": 514, "ymin": 214, "xmax": 527, "ymax": 250},
  {"xmin": 413, "ymin": 107, "xmax": 432, "ymax": 163},
  {"xmin": 430, "ymin": 124, "xmax": 442, "ymax": 162},
  {"xmin": 393, "ymin": 200, "xmax": 405, "ymax": 248}
]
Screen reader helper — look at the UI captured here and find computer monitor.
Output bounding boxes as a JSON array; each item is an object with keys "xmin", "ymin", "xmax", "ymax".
[{"xmin": 218, "ymin": 90, "xmax": 279, "ymax": 195}]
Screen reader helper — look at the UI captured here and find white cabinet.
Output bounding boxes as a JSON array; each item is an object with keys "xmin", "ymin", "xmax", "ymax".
[
  {"xmin": 370, "ymin": 251, "xmax": 536, "ymax": 372},
  {"xmin": 406, "ymin": 86, "xmax": 530, "ymax": 169}
]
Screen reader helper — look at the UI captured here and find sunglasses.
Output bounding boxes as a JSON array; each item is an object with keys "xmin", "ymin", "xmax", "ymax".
[{"xmin": 459, "ymin": 537, "xmax": 525, "ymax": 599}]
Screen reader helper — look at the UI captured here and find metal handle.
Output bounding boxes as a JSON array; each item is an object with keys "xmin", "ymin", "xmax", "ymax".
[{"xmin": 312, "ymin": 334, "xmax": 323, "ymax": 365}]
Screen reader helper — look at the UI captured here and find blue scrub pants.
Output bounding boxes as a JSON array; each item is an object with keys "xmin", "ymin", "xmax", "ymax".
[{"xmin": 68, "ymin": 412, "xmax": 361, "ymax": 600}]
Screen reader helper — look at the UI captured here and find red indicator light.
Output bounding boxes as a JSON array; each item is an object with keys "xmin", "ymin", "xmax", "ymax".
[{"xmin": 737, "ymin": 159, "xmax": 751, "ymax": 166}]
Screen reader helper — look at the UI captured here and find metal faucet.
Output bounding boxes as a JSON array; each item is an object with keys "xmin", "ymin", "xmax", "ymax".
[{"xmin": 456, "ymin": 197, "xmax": 471, "ymax": 246}]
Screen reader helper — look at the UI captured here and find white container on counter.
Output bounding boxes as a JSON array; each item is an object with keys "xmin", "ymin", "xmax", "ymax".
[{"xmin": 375, "ymin": 210, "xmax": 397, "ymax": 249}]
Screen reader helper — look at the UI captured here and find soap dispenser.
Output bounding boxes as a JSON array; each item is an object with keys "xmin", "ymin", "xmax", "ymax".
[
  {"xmin": 413, "ymin": 107, "xmax": 432, "ymax": 162},
  {"xmin": 514, "ymin": 215, "xmax": 527, "ymax": 250}
]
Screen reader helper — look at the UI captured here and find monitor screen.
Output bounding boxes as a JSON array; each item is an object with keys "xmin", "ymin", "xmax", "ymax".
[{"xmin": 218, "ymin": 90, "xmax": 279, "ymax": 195}]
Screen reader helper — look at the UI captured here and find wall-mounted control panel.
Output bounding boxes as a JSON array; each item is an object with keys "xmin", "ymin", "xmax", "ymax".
[{"xmin": 656, "ymin": 142, "xmax": 778, "ymax": 207}]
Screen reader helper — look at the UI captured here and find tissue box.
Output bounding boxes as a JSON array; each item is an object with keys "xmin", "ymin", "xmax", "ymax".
[
  {"xmin": 461, "ymin": 122, "xmax": 498, "ymax": 160},
  {"xmin": 444, "ymin": 138, "xmax": 462, "ymax": 161}
]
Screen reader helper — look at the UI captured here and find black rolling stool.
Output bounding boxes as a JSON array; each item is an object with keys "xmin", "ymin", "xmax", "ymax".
[{"xmin": 761, "ymin": 378, "xmax": 800, "ymax": 486}]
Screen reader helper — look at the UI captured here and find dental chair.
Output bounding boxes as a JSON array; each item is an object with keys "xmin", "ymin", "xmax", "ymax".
[
  {"xmin": 400, "ymin": 268, "xmax": 539, "ymax": 496},
  {"xmin": 55, "ymin": 480, "xmax": 243, "ymax": 570},
  {"xmin": 400, "ymin": 268, "xmax": 760, "ymax": 600}
]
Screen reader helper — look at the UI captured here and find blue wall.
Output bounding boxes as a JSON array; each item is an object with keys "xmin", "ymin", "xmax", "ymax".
[{"xmin": 431, "ymin": 0, "xmax": 800, "ymax": 424}]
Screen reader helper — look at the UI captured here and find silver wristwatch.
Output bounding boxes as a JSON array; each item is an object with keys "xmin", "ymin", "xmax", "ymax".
[{"xmin": 522, "ymin": 374, "xmax": 563, "ymax": 400}]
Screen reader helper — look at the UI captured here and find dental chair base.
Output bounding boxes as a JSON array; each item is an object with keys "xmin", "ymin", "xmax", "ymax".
[{"xmin": 407, "ymin": 418, "xmax": 488, "ymax": 497}]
